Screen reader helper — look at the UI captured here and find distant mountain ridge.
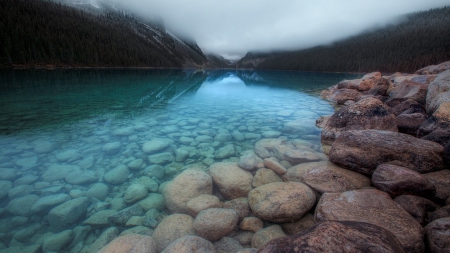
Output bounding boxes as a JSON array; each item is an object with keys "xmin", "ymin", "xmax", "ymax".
[
  {"xmin": 237, "ymin": 6, "xmax": 450, "ymax": 73},
  {"xmin": 0, "ymin": 0, "xmax": 231, "ymax": 68}
]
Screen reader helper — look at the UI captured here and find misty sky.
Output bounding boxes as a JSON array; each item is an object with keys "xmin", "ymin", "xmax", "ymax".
[{"xmin": 120, "ymin": 0, "xmax": 449, "ymax": 60}]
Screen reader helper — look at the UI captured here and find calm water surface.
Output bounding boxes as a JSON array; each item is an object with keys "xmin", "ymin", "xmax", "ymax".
[{"xmin": 0, "ymin": 69, "xmax": 361, "ymax": 252}]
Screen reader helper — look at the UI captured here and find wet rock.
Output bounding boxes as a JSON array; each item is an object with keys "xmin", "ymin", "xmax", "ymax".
[
  {"xmin": 248, "ymin": 182, "xmax": 316, "ymax": 223},
  {"xmin": 424, "ymin": 217, "xmax": 450, "ymax": 253},
  {"xmin": 252, "ymin": 168, "xmax": 283, "ymax": 188},
  {"xmin": 214, "ymin": 133, "xmax": 232, "ymax": 143},
  {"xmin": 239, "ymin": 217, "xmax": 263, "ymax": 233},
  {"xmin": 0, "ymin": 168, "xmax": 17, "ymax": 181},
  {"xmin": 138, "ymin": 193, "xmax": 165, "ymax": 212},
  {"xmin": 325, "ymin": 88, "xmax": 362, "ymax": 105},
  {"xmin": 277, "ymin": 109, "xmax": 295, "ymax": 117},
  {"xmin": 282, "ymin": 119, "xmax": 316, "ymax": 135},
  {"xmin": 214, "ymin": 144, "xmax": 236, "ymax": 159},
  {"xmin": 251, "ymin": 225, "xmax": 286, "ymax": 249},
  {"xmin": 426, "ymin": 69, "xmax": 450, "ymax": 115},
  {"xmin": 281, "ymin": 213, "xmax": 315, "ymax": 235},
  {"xmin": 137, "ymin": 176, "xmax": 159, "ymax": 193},
  {"xmin": 163, "ymin": 169, "xmax": 213, "ymax": 214},
  {"xmin": 372, "ymin": 164, "xmax": 435, "ymax": 198},
  {"xmin": 209, "ymin": 162, "xmax": 253, "ymax": 200},
  {"xmin": 98, "ymin": 234, "xmax": 156, "ymax": 253},
  {"xmin": 262, "ymin": 131, "xmax": 281, "ymax": 138},
  {"xmin": 13, "ymin": 174, "xmax": 39, "ymax": 187},
  {"xmin": 238, "ymin": 154, "xmax": 260, "ymax": 171},
  {"xmin": 108, "ymin": 204, "xmax": 144, "ymax": 226},
  {"xmin": 186, "ymin": 194, "xmax": 222, "ymax": 217},
  {"xmin": 223, "ymin": 197, "xmax": 249, "ymax": 221},
  {"xmin": 85, "ymin": 227, "xmax": 119, "ymax": 253},
  {"xmin": 83, "ymin": 210, "xmax": 116, "ymax": 227},
  {"xmin": 153, "ymin": 214, "xmax": 196, "ymax": 252},
  {"xmin": 42, "ymin": 164, "xmax": 80, "ymax": 182},
  {"xmin": 422, "ymin": 129, "xmax": 450, "ymax": 146},
  {"xmin": 394, "ymin": 195, "xmax": 437, "ymax": 226},
  {"xmin": 15, "ymin": 156, "xmax": 38, "ymax": 168},
  {"xmin": 321, "ymin": 97, "xmax": 397, "ymax": 145},
  {"xmin": 396, "ymin": 113, "xmax": 428, "ymax": 136},
  {"xmin": 214, "ymin": 237, "xmax": 244, "ymax": 253},
  {"xmin": 42, "ymin": 229, "xmax": 74, "ymax": 252},
  {"xmin": 104, "ymin": 165, "xmax": 129, "ymax": 185},
  {"xmin": 337, "ymin": 79, "xmax": 361, "ymax": 89},
  {"xmin": 33, "ymin": 140, "xmax": 54, "ymax": 154},
  {"xmin": 420, "ymin": 102, "xmax": 450, "ymax": 137},
  {"xmin": 127, "ymin": 159, "xmax": 143, "ymax": 170},
  {"xmin": 86, "ymin": 183, "xmax": 109, "ymax": 201},
  {"xmin": 329, "ymin": 130, "xmax": 444, "ymax": 175},
  {"xmin": 423, "ymin": 169, "xmax": 450, "ymax": 201},
  {"xmin": 315, "ymin": 189, "xmax": 424, "ymax": 253},
  {"xmin": 416, "ymin": 61, "xmax": 450, "ymax": 75},
  {"xmin": 367, "ymin": 77, "xmax": 390, "ymax": 96},
  {"xmin": 8, "ymin": 184, "xmax": 33, "ymax": 199},
  {"xmin": 6, "ymin": 194, "xmax": 39, "ymax": 217},
  {"xmin": 195, "ymin": 135, "xmax": 214, "ymax": 143},
  {"xmin": 386, "ymin": 81, "xmax": 428, "ymax": 107},
  {"xmin": 31, "ymin": 193, "xmax": 71, "ymax": 213},
  {"xmin": 0, "ymin": 180, "xmax": 12, "ymax": 199},
  {"xmin": 148, "ymin": 152, "xmax": 174, "ymax": 165},
  {"xmin": 142, "ymin": 139, "xmax": 172, "ymax": 154},
  {"xmin": 48, "ymin": 197, "xmax": 90, "ymax": 231},
  {"xmin": 56, "ymin": 149, "xmax": 78, "ymax": 162},
  {"xmin": 283, "ymin": 149, "xmax": 320, "ymax": 165},
  {"xmin": 65, "ymin": 169, "xmax": 98, "ymax": 185},
  {"xmin": 389, "ymin": 99, "xmax": 427, "ymax": 116},
  {"xmin": 428, "ymin": 205, "xmax": 450, "ymax": 223},
  {"xmin": 113, "ymin": 126, "xmax": 135, "ymax": 136},
  {"xmin": 259, "ymin": 221, "xmax": 405, "ymax": 253},
  {"xmin": 263, "ymin": 158, "xmax": 287, "ymax": 175},
  {"xmin": 194, "ymin": 208, "xmax": 239, "ymax": 241},
  {"xmin": 254, "ymin": 146, "xmax": 271, "ymax": 159},
  {"xmin": 161, "ymin": 235, "xmax": 215, "ymax": 253},
  {"xmin": 102, "ymin": 141, "xmax": 121, "ymax": 155},
  {"xmin": 175, "ymin": 149, "xmax": 190, "ymax": 163},
  {"xmin": 124, "ymin": 184, "xmax": 148, "ymax": 204}
]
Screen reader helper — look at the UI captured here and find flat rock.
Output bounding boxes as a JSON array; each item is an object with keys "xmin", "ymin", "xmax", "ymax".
[
  {"xmin": 263, "ymin": 158, "xmax": 287, "ymax": 175},
  {"xmin": 283, "ymin": 150, "xmax": 320, "ymax": 165},
  {"xmin": 102, "ymin": 141, "xmax": 121, "ymax": 155},
  {"xmin": 124, "ymin": 184, "xmax": 148, "ymax": 204},
  {"xmin": 194, "ymin": 208, "xmax": 239, "ymax": 241},
  {"xmin": 42, "ymin": 164, "xmax": 80, "ymax": 182},
  {"xmin": 48, "ymin": 197, "xmax": 90, "ymax": 231},
  {"xmin": 163, "ymin": 169, "xmax": 213, "ymax": 214},
  {"xmin": 161, "ymin": 235, "xmax": 215, "ymax": 253},
  {"xmin": 186, "ymin": 194, "xmax": 222, "ymax": 217},
  {"xmin": 142, "ymin": 139, "xmax": 171, "ymax": 154},
  {"xmin": 252, "ymin": 168, "xmax": 283, "ymax": 188},
  {"xmin": 6, "ymin": 194, "xmax": 39, "ymax": 217},
  {"xmin": 424, "ymin": 217, "xmax": 450, "ymax": 253},
  {"xmin": 31, "ymin": 193, "xmax": 71, "ymax": 213},
  {"xmin": 329, "ymin": 130, "xmax": 444, "ymax": 175},
  {"xmin": 104, "ymin": 165, "xmax": 129, "ymax": 185},
  {"xmin": 98, "ymin": 234, "xmax": 157, "ymax": 253},
  {"xmin": 65, "ymin": 169, "xmax": 98, "ymax": 185},
  {"xmin": 259, "ymin": 221, "xmax": 405, "ymax": 253},
  {"xmin": 251, "ymin": 225, "xmax": 286, "ymax": 249},
  {"xmin": 84, "ymin": 210, "xmax": 117, "ymax": 227},
  {"xmin": 153, "ymin": 214, "xmax": 196, "ymax": 252},
  {"xmin": 281, "ymin": 213, "xmax": 315, "ymax": 235},
  {"xmin": 42, "ymin": 229, "xmax": 74, "ymax": 252},
  {"xmin": 248, "ymin": 182, "xmax": 316, "ymax": 223},
  {"xmin": 209, "ymin": 162, "xmax": 253, "ymax": 200},
  {"xmin": 214, "ymin": 144, "xmax": 236, "ymax": 159},
  {"xmin": 108, "ymin": 204, "xmax": 144, "ymax": 226},
  {"xmin": 315, "ymin": 188, "xmax": 424, "ymax": 253},
  {"xmin": 386, "ymin": 80, "xmax": 428, "ymax": 107}
]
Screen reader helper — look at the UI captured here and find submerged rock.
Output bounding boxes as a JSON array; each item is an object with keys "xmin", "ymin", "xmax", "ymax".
[
  {"xmin": 209, "ymin": 162, "xmax": 253, "ymax": 200},
  {"xmin": 194, "ymin": 208, "xmax": 239, "ymax": 241},
  {"xmin": 161, "ymin": 235, "xmax": 215, "ymax": 253},
  {"xmin": 98, "ymin": 234, "xmax": 157, "ymax": 253},
  {"xmin": 153, "ymin": 214, "xmax": 196, "ymax": 252}
]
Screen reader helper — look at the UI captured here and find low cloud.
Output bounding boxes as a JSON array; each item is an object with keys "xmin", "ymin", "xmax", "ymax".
[{"xmin": 117, "ymin": 0, "xmax": 449, "ymax": 60}]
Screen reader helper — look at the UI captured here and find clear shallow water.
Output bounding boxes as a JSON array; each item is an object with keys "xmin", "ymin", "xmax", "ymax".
[{"xmin": 0, "ymin": 69, "xmax": 361, "ymax": 252}]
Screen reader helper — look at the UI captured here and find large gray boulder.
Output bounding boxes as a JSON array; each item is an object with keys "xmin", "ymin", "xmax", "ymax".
[
  {"xmin": 426, "ymin": 69, "xmax": 450, "ymax": 115},
  {"xmin": 329, "ymin": 130, "xmax": 444, "ymax": 175},
  {"xmin": 209, "ymin": 162, "xmax": 253, "ymax": 200},
  {"xmin": 48, "ymin": 197, "xmax": 90, "ymax": 231}
]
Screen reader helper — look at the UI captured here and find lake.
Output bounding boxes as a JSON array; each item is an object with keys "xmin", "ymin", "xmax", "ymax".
[{"xmin": 0, "ymin": 69, "xmax": 361, "ymax": 252}]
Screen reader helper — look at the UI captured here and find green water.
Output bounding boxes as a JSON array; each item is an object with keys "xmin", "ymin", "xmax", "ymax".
[{"xmin": 0, "ymin": 69, "xmax": 361, "ymax": 252}]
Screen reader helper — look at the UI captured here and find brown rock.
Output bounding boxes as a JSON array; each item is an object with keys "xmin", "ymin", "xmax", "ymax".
[
  {"xmin": 240, "ymin": 217, "xmax": 264, "ymax": 233},
  {"xmin": 258, "ymin": 221, "xmax": 405, "ymax": 253},
  {"xmin": 283, "ymin": 150, "xmax": 320, "ymax": 165},
  {"xmin": 315, "ymin": 189, "xmax": 424, "ymax": 253},
  {"xmin": 389, "ymin": 99, "xmax": 427, "ymax": 116},
  {"xmin": 97, "ymin": 234, "xmax": 157, "ymax": 253},
  {"xmin": 445, "ymin": 142, "xmax": 450, "ymax": 167},
  {"xmin": 232, "ymin": 231, "xmax": 254, "ymax": 246},
  {"xmin": 209, "ymin": 162, "xmax": 253, "ymax": 200},
  {"xmin": 161, "ymin": 235, "xmax": 215, "ymax": 253},
  {"xmin": 252, "ymin": 168, "xmax": 283, "ymax": 188},
  {"xmin": 337, "ymin": 79, "xmax": 361, "ymax": 89},
  {"xmin": 367, "ymin": 77, "xmax": 390, "ymax": 96},
  {"xmin": 248, "ymin": 182, "xmax": 316, "ymax": 223},
  {"xmin": 371, "ymin": 164, "xmax": 436, "ymax": 198},
  {"xmin": 423, "ymin": 170, "xmax": 450, "ymax": 201},
  {"xmin": 153, "ymin": 214, "xmax": 196, "ymax": 252},
  {"xmin": 321, "ymin": 97, "xmax": 397, "ymax": 145},
  {"xmin": 396, "ymin": 113, "xmax": 428, "ymax": 136},
  {"xmin": 426, "ymin": 69, "xmax": 450, "ymax": 115},
  {"xmin": 422, "ymin": 129, "xmax": 450, "ymax": 146},
  {"xmin": 223, "ymin": 197, "xmax": 249, "ymax": 221},
  {"xmin": 419, "ymin": 102, "xmax": 450, "ymax": 136},
  {"xmin": 163, "ymin": 169, "xmax": 213, "ymax": 214},
  {"xmin": 194, "ymin": 208, "xmax": 239, "ymax": 241},
  {"xmin": 428, "ymin": 205, "xmax": 450, "ymax": 223},
  {"xmin": 394, "ymin": 195, "xmax": 437, "ymax": 226},
  {"xmin": 251, "ymin": 225, "xmax": 286, "ymax": 249},
  {"xmin": 281, "ymin": 213, "xmax": 315, "ymax": 235},
  {"xmin": 327, "ymin": 88, "xmax": 363, "ymax": 105},
  {"xmin": 214, "ymin": 237, "xmax": 244, "ymax": 253},
  {"xmin": 329, "ymin": 130, "xmax": 444, "ymax": 175},
  {"xmin": 386, "ymin": 80, "xmax": 428, "ymax": 107},
  {"xmin": 186, "ymin": 194, "xmax": 222, "ymax": 217},
  {"xmin": 424, "ymin": 217, "xmax": 450, "ymax": 253},
  {"xmin": 263, "ymin": 158, "xmax": 287, "ymax": 175},
  {"xmin": 416, "ymin": 61, "xmax": 450, "ymax": 75}
]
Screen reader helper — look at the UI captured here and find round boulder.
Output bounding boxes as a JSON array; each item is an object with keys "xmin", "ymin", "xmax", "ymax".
[
  {"xmin": 186, "ymin": 194, "xmax": 222, "ymax": 217},
  {"xmin": 161, "ymin": 235, "xmax": 215, "ymax": 253},
  {"xmin": 98, "ymin": 234, "xmax": 157, "ymax": 253},
  {"xmin": 248, "ymin": 182, "xmax": 316, "ymax": 223},
  {"xmin": 194, "ymin": 208, "xmax": 239, "ymax": 241},
  {"xmin": 209, "ymin": 162, "xmax": 253, "ymax": 200},
  {"xmin": 124, "ymin": 184, "xmax": 148, "ymax": 204},
  {"xmin": 104, "ymin": 165, "xmax": 129, "ymax": 185},
  {"xmin": 424, "ymin": 217, "xmax": 450, "ymax": 253},
  {"xmin": 153, "ymin": 214, "xmax": 196, "ymax": 252}
]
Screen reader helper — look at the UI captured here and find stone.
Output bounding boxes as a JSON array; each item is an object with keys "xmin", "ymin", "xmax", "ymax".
[
  {"xmin": 14, "ymin": 174, "xmax": 39, "ymax": 186},
  {"xmin": 144, "ymin": 165, "xmax": 165, "ymax": 180},
  {"xmin": 48, "ymin": 197, "xmax": 90, "ymax": 231},
  {"xmin": 86, "ymin": 183, "xmax": 109, "ymax": 201},
  {"xmin": 259, "ymin": 221, "xmax": 405, "ymax": 253},
  {"xmin": 30, "ymin": 193, "xmax": 71, "ymax": 213},
  {"xmin": 138, "ymin": 193, "xmax": 165, "ymax": 212},
  {"xmin": 65, "ymin": 170, "xmax": 98, "ymax": 185},
  {"xmin": 186, "ymin": 194, "xmax": 222, "ymax": 217},
  {"xmin": 195, "ymin": 135, "xmax": 214, "ymax": 143},
  {"xmin": 372, "ymin": 164, "xmax": 435, "ymax": 198},
  {"xmin": 251, "ymin": 225, "xmax": 286, "ymax": 249},
  {"xmin": 326, "ymin": 88, "xmax": 362, "ymax": 105},
  {"xmin": 124, "ymin": 184, "xmax": 148, "ymax": 204},
  {"xmin": 424, "ymin": 217, "xmax": 450, "ymax": 253},
  {"xmin": 214, "ymin": 133, "xmax": 232, "ymax": 143},
  {"xmin": 394, "ymin": 195, "xmax": 437, "ymax": 226},
  {"xmin": 83, "ymin": 210, "xmax": 117, "ymax": 227},
  {"xmin": 422, "ymin": 129, "xmax": 450, "ymax": 146},
  {"xmin": 42, "ymin": 229, "xmax": 74, "ymax": 252},
  {"xmin": 87, "ymin": 227, "xmax": 119, "ymax": 253},
  {"xmin": 281, "ymin": 213, "xmax": 315, "ymax": 235},
  {"xmin": 120, "ymin": 226, "xmax": 154, "ymax": 236},
  {"xmin": 175, "ymin": 149, "xmax": 190, "ymax": 163},
  {"xmin": 254, "ymin": 146, "xmax": 271, "ymax": 159},
  {"xmin": 315, "ymin": 189, "xmax": 424, "ymax": 253},
  {"xmin": 33, "ymin": 139, "xmax": 54, "ymax": 154},
  {"xmin": 389, "ymin": 99, "xmax": 427, "ymax": 116},
  {"xmin": 153, "ymin": 214, "xmax": 196, "ymax": 252},
  {"xmin": 148, "ymin": 152, "xmax": 174, "ymax": 165},
  {"xmin": 42, "ymin": 164, "xmax": 80, "ymax": 182},
  {"xmin": 15, "ymin": 156, "xmax": 38, "ymax": 168},
  {"xmin": 248, "ymin": 182, "xmax": 316, "ymax": 223},
  {"xmin": 98, "ymin": 234, "xmax": 157, "ymax": 253},
  {"xmin": 179, "ymin": 136, "xmax": 194, "ymax": 145},
  {"xmin": 142, "ymin": 139, "xmax": 171, "ymax": 154},
  {"xmin": 416, "ymin": 61, "xmax": 450, "ymax": 75},
  {"xmin": 161, "ymin": 235, "xmax": 215, "ymax": 253},
  {"xmin": 283, "ymin": 150, "xmax": 320, "ymax": 165},
  {"xmin": 232, "ymin": 231, "xmax": 254, "ymax": 246},
  {"xmin": 239, "ymin": 217, "xmax": 263, "ymax": 233},
  {"xmin": 282, "ymin": 119, "xmax": 316, "ymax": 135},
  {"xmin": 194, "ymin": 208, "xmax": 239, "ymax": 241},
  {"xmin": 329, "ymin": 130, "xmax": 444, "ymax": 175},
  {"xmin": 56, "ymin": 149, "xmax": 78, "ymax": 162},
  {"xmin": 386, "ymin": 81, "xmax": 428, "ymax": 107},
  {"xmin": 428, "ymin": 205, "xmax": 450, "ymax": 223},
  {"xmin": 163, "ymin": 169, "xmax": 213, "ymax": 214},
  {"xmin": 104, "ymin": 165, "xmax": 129, "ymax": 185},
  {"xmin": 367, "ymin": 77, "xmax": 390, "ymax": 96},
  {"xmin": 223, "ymin": 197, "xmax": 249, "ymax": 221},
  {"xmin": 262, "ymin": 131, "xmax": 281, "ymax": 138},
  {"xmin": 214, "ymin": 144, "xmax": 236, "ymax": 159},
  {"xmin": 445, "ymin": 142, "xmax": 450, "ymax": 167},
  {"xmin": 6, "ymin": 194, "xmax": 39, "ymax": 217},
  {"xmin": 238, "ymin": 154, "xmax": 259, "ymax": 171},
  {"xmin": 423, "ymin": 169, "xmax": 450, "ymax": 201},
  {"xmin": 108, "ymin": 204, "xmax": 144, "ymax": 226},
  {"xmin": 426, "ymin": 69, "xmax": 450, "ymax": 115},
  {"xmin": 0, "ymin": 180, "xmax": 12, "ymax": 199},
  {"xmin": 252, "ymin": 168, "xmax": 283, "ymax": 188},
  {"xmin": 337, "ymin": 79, "xmax": 362, "ymax": 89},
  {"xmin": 8, "ymin": 184, "xmax": 33, "ymax": 199},
  {"xmin": 396, "ymin": 113, "xmax": 428, "ymax": 136},
  {"xmin": 113, "ymin": 126, "xmax": 135, "ymax": 136},
  {"xmin": 419, "ymin": 102, "xmax": 450, "ymax": 136},
  {"xmin": 263, "ymin": 158, "xmax": 287, "ymax": 175},
  {"xmin": 209, "ymin": 162, "xmax": 253, "ymax": 200},
  {"xmin": 320, "ymin": 97, "xmax": 397, "ymax": 145},
  {"xmin": 127, "ymin": 159, "xmax": 144, "ymax": 170},
  {"xmin": 102, "ymin": 141, "xmax": 121, "ymax": 155},
  {"xmin": 214, "ymin": 237, "xmax": 244, "ymax": 253}
]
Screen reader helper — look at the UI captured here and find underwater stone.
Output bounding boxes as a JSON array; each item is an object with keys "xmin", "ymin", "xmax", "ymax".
[
  {"xmin": 104, "ymin": 165, "xmax": 129, "ymax": 185},
  {"xmin": 48, "ymin": 197, "xmax": 90, "ymax": 231}
]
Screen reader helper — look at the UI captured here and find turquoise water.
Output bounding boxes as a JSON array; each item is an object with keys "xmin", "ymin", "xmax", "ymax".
[{"xmin": 0, "ymin": 69, "xmax": 360, "ymax": 252}]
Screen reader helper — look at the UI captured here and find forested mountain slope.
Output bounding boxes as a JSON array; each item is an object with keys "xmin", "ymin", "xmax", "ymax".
[{"xmin": 237, "ymin": 7, "xmax": 450, "ymax": 73}]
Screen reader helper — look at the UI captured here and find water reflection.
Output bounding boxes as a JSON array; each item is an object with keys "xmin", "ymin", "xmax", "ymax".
[{"xmin": 196, "ymin": 73, "xmax": 247, "ymax": 97}]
